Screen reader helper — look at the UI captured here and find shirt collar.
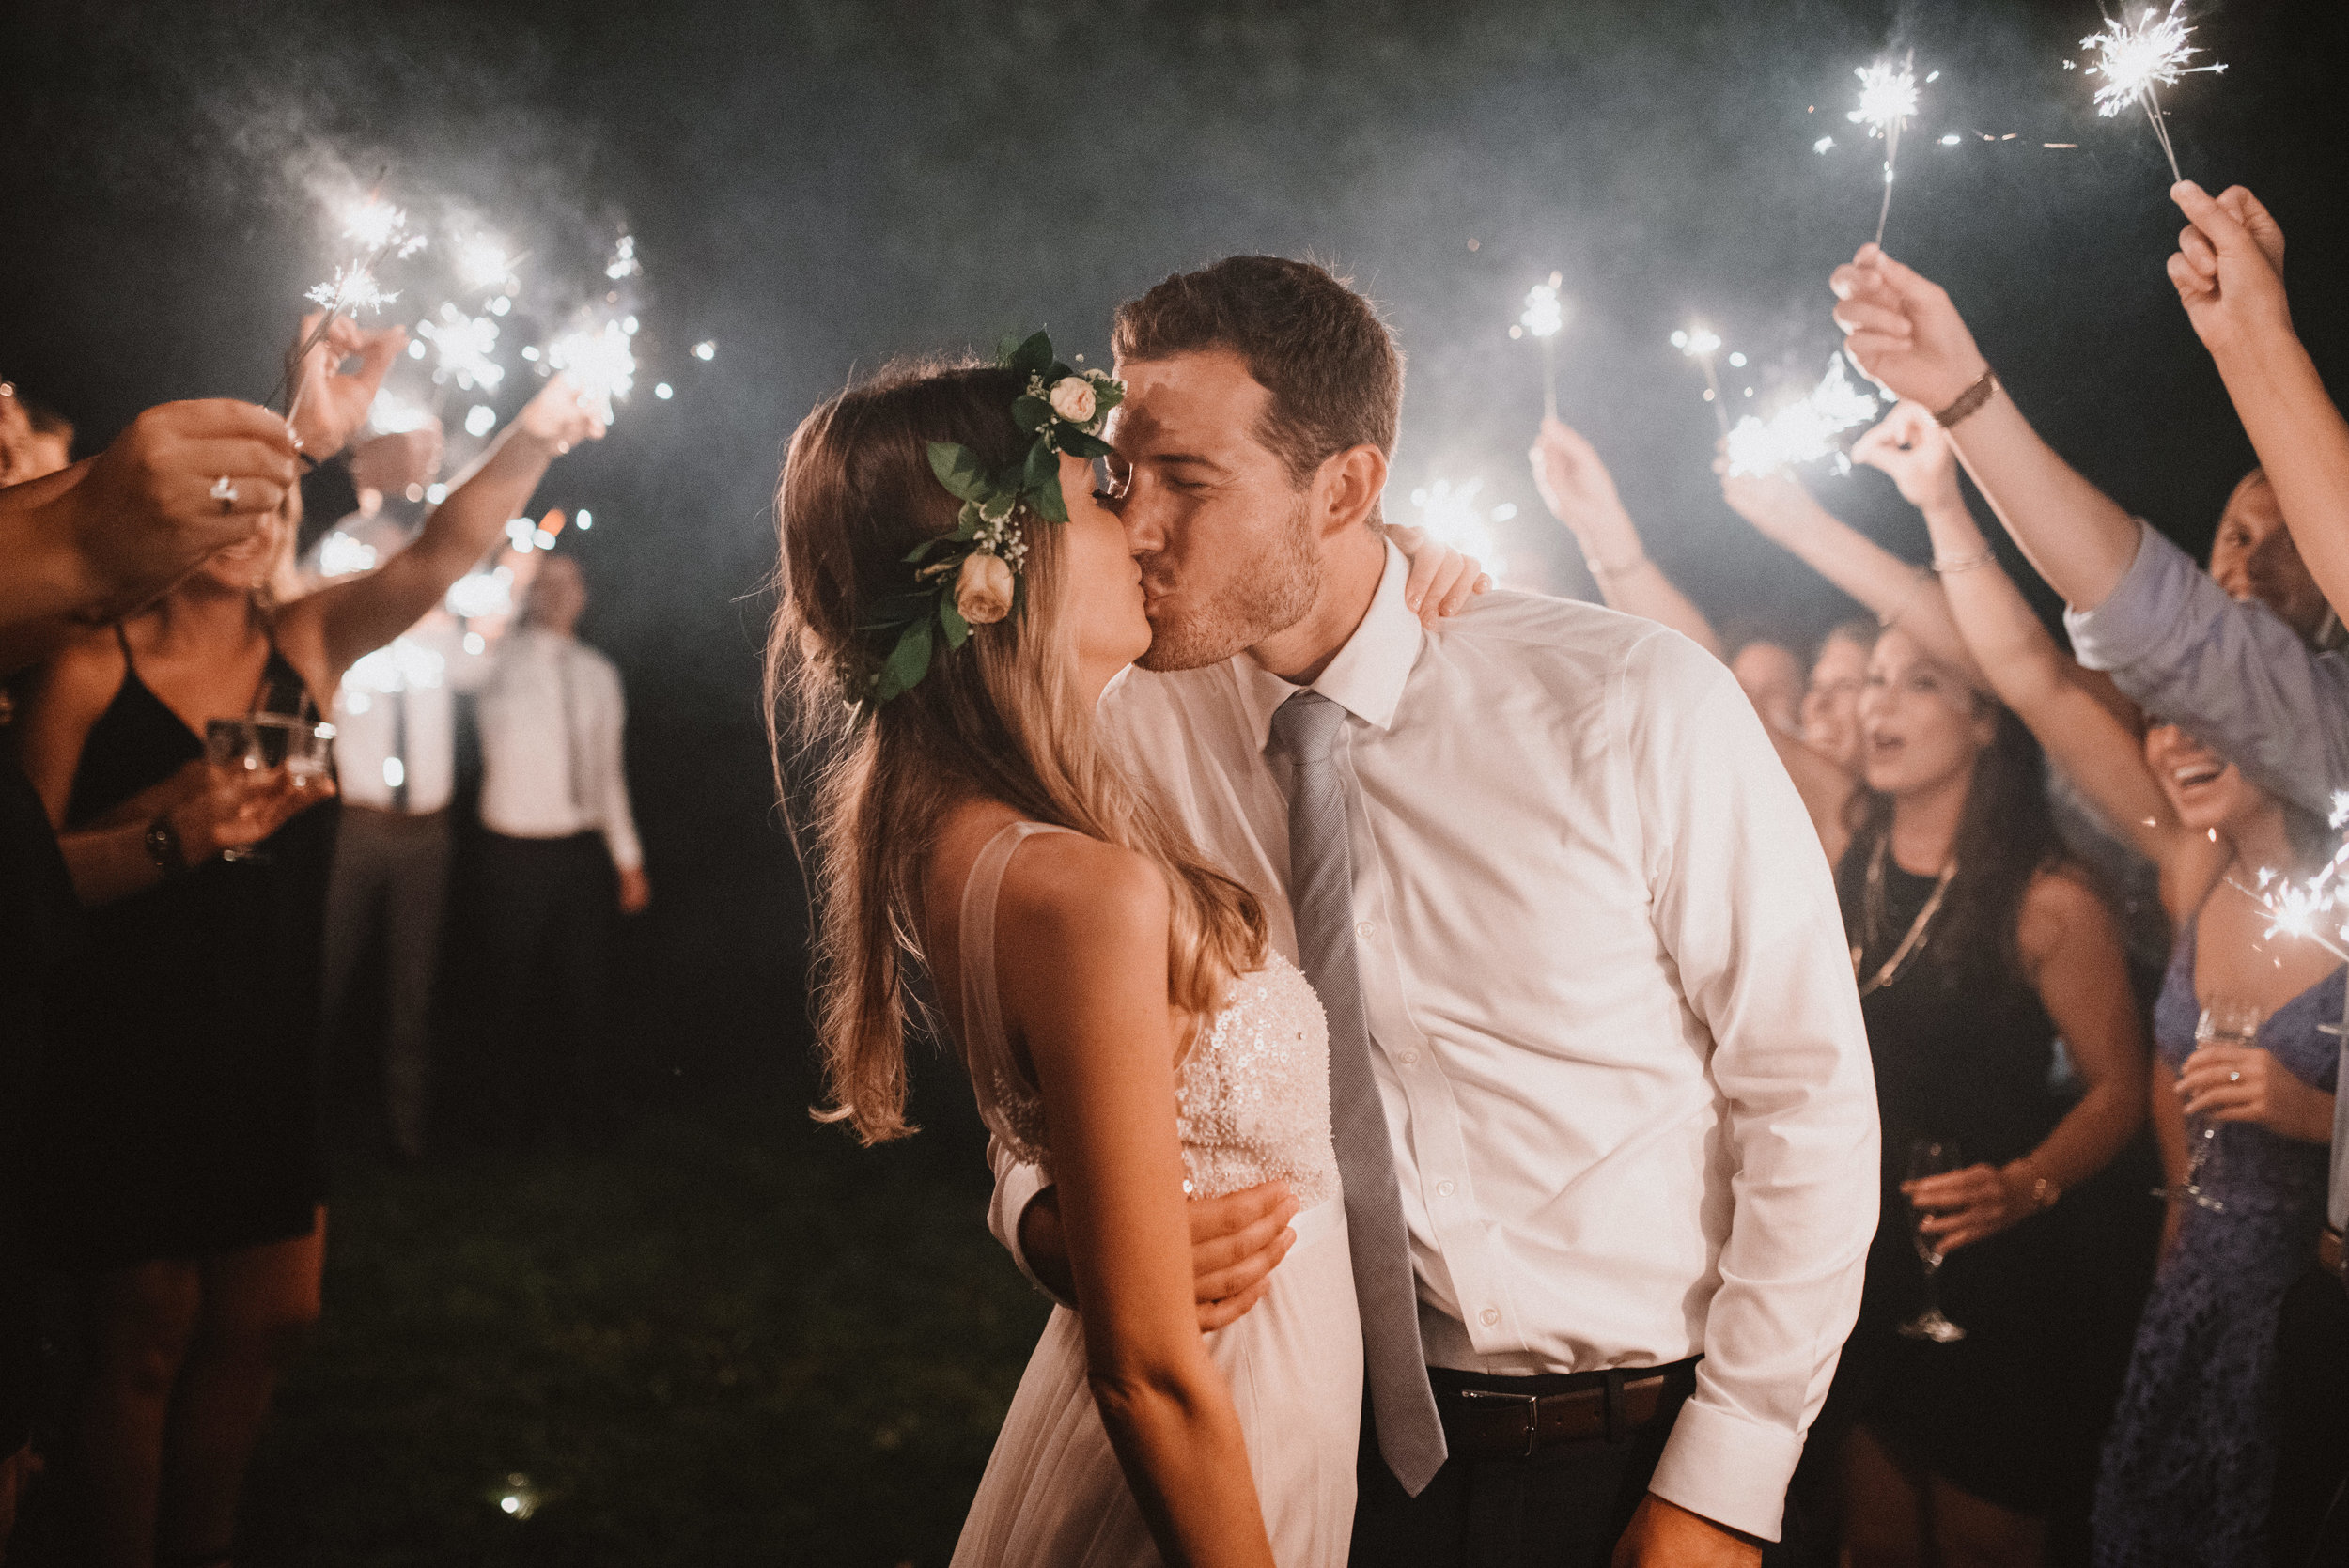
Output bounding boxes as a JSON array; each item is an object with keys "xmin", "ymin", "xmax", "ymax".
[{"xmin": 1232, "ymin": 539, "xmax": 1423, "ymax": 754}]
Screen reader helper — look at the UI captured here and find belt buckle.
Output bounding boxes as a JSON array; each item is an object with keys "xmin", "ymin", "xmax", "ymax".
[{"xmin": 1461, "ymin": 1389, "xmax": 1544, "ymax": 1458}]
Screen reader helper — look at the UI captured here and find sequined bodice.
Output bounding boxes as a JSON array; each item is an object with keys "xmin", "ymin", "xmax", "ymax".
[{"xmin": 958, "ymin": 823, "xmax": 1340, "ymax": 1208}]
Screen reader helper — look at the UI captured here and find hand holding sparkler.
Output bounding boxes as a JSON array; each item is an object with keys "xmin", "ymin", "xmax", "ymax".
[
  {"xmin": 514, "ymin": 372, "xmax": 608, "ymax": 455},
  {"xmin": 1529, "ymin": 418, "xmax": 1636, "ymax": 548},
  {"xmin": 2168, "ymin": 181, "xmax": 2292, "ymax": 356},
  {"xmin": 1830, "ymin": 245, "xmax": 1989, "ymax": 411},
  {"xmin": 1715, "ymin": 458, "xmax": 1822, "ymax": 545},
  {"xmin": 1851, "ymin": 402, "xmax": 1965, "ymax": 515},
  {"xmin": 285, "ymin": 313, "xmax": 409, "ymax": 461},
  {"xmin": 348, "ymin": 425, "xmax": 445, "ymax": 499}
]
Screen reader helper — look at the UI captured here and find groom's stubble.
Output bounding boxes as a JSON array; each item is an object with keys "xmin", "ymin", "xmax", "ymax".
[{"xmin": 1134, "ymin": 487, "xmax": 1321, "ymax": 673}]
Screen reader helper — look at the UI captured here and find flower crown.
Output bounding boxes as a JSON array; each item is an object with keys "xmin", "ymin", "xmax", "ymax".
[{"xmin": 852, "ymin": 330, "xmax": 1124, "ymax": 707}]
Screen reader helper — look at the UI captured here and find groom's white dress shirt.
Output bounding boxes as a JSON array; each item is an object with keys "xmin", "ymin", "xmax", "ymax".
[{"xmin": 990, "ymin": 543, "xmax": 1877, "ymax": 1539}]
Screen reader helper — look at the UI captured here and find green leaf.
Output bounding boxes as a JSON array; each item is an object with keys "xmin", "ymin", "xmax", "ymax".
[
  {"xmin": 1088, "ymin": 380, "xmax": 1124, "ymax": 413},
  {"xmin": 874, "ymin": 617, "xmax": 934, "ymax": 703},
  {"xmin": 927, "ymin": 442, "xmax": 991, "ymax": 504},
  {"xmin": 1054, "ymin": 428, "xmax": 1112, "ymax": 460},
  {"xmin": 1021, "ymin": 436, "xmax": 1058, "ymax": 491},
  {"xmin": 1030, "ymin": 472, "xmax": 1068, "ymax": 524},
  {"xmin": 1010, "ymin": 395, "xmax": 1050, "ymax": 434},
  {"xmin": 940, "ymin": 596, "xmax": 970, "ymax": 648},
  {"xmin": 1044, "ymin": 361, "xmax": 1073, "ymax": 386},
  {"xmin": 996, "ymin": 330, "xmax": 1025, "ymax": 364},
  {"xmin": 1005, "ymin": 330, "xmax": 1053, "ymax": 382},
  {"xmin": 857, "ymin": 590, "xmax": 936, "ymax": 631}
]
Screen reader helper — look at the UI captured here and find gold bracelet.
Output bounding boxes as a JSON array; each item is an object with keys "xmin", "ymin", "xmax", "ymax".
[
  {"xmin": 1932, "ymin": 547, "xmax": 1997, "ymax": 574},
  {"xmin": 1935, "ymin": 366, "xmax": 1999, "ymax": 429}
]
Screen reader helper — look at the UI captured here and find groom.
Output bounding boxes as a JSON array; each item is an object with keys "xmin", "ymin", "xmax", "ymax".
[{"xmin": 989, "ymin": 255, "xmax": 1878, "ymax": 1565}]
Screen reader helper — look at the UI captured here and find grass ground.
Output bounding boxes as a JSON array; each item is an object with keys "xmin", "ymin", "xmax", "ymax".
[{"xmin": 226, "ymin": 1096, "xmax": 1047, "ymax": 1566}]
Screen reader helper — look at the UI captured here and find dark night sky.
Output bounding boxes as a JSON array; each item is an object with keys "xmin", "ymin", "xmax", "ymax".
[{"xmin": 7, "ymin": 0, "xmax": 2346, "ymax": 1081}]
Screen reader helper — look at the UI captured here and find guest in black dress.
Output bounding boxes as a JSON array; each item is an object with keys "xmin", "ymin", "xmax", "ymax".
[
  {"xmin": 10, "ymin": 352, "xmax": 603, "ymax": 1568},
  {"xmin": 1818, "ymin": 629, "xmax": 2148, "ymax": 1568}
]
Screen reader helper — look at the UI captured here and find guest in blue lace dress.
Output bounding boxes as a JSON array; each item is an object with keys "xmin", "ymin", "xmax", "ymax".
[
  {"xmin": 2092, "ymin": 917, "xmax": 2343, "ymax": 1566},
  {"xmin": 1891, "ymin": 410, "xmax": 2347, "ymax": 1567}
]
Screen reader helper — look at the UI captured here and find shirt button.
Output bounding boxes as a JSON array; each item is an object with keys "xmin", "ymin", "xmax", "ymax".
[
  {"xmin": 1355, "ymin": 920, "xmax": 1375, "ymax": 939},
  {"xmin": 1480, "ymin": 1307, "xmax": 1501, "ymax": 1327},
  {"xmin": 1398, "ymin": 1050, "xmax": 1419, "ymax": 1066},
  {"xmin": 1436, "ymin": 1180, "xmax": 1455, "ymax": 1198}
]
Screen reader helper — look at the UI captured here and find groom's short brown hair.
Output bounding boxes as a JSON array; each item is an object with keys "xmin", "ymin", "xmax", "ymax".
[{"xmin": 1112, "ymin": 256, "xmax": 1404, "ymax": 493}]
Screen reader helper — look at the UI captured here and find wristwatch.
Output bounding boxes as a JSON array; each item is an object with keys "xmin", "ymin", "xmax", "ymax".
[{"xmin": 144, "ymin": 815, "xmax": 188, "ymax": 876}]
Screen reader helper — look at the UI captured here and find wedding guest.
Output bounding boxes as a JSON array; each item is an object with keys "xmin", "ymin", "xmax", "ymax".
[
  {"xmin": 1828, "ymin": 622, "xmax": 2146, "ymax": 1568},
  {"xmin": 1889, "ymin": 401, "xmax": 2340, "ymax": 1565},
  {"xmin": 1831, "ymin": 227, "xmax": 2349, "ymax": 1562},
  {"xmin": 10, "ymin": 340, "xmax": 599, "ymax": 1568},
  {"xmin": 471, "ymin": 551, "xmax": 648, "ymax": 1141}
]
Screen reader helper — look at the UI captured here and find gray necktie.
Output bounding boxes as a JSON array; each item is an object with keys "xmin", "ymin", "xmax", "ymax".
[{"xmin": 1267, "ymin": 689, "xmax": 1447, "ymax": 1494}]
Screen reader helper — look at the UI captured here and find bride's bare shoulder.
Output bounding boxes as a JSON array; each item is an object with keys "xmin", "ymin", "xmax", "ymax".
[{"xmin": 924, "ymin": 803, "xmax": 1167, "ymax": 950}]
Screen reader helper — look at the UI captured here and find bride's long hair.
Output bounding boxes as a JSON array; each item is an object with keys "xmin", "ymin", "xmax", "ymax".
[{"xmin": 768, "ymin": 359, "xmax": 1266, "ymax": 1144}]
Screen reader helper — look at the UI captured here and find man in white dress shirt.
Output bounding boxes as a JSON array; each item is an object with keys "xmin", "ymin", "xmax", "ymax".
[
  {"xmin": 473, "ymin": 553, "xmax": 648, "ymax": 1140},
  {"xmin": 989, "ymin": 256, "xmax": 1878, "ymax": 1565}
]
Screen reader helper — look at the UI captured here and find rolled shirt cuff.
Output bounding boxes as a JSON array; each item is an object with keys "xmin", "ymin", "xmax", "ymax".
[
  {"xmin": 1645, "ymin": 1396, "xmax": 1805, "ymax": 1543},
  {"xmin": 2062, "ymin": 520, "xmax": 2183, "ymax": 674}
]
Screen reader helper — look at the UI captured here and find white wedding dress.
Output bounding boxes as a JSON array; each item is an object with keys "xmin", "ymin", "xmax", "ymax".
[{"xmin": 950, "ymin": 822, "xmax": 1362, "ymax": 1568}]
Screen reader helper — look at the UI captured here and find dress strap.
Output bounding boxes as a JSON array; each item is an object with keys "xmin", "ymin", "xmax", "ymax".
[{"xmin": 957, "ymin": 821, "xmax": 1079, "ymax": 1136}]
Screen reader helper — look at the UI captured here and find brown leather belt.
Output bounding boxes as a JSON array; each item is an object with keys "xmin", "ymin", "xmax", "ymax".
[
  {"xmin": 1439, "ymin": 1369, "xmax": 1676, "ymax": 1460},
  {"xmin": 2321, "ymin": 1224, "xmax": 2345, "ymax": 1280}
]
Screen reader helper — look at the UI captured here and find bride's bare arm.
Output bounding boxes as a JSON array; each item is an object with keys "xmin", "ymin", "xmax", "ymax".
[{"xmin": 996, "ymin": 836, "xmax": 1277, "ymax": 1568}]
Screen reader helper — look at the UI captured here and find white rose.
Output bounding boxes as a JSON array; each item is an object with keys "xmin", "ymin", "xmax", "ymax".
[
  {"xmin": 955, "ymin": 551, "xmax": 1016, "ymax": 625},
  {"xmin": 1047, "ymin": 376, "xmax": 1097, "ymax": 425}
]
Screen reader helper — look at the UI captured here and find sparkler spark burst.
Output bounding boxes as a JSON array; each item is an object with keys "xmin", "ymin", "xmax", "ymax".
[
  {"xmin": 1519, "ymin": 282, "xmax": 1564, "ymax": 339},
  {"xmin": 417, "ymin": 303, "xmax": 504, "ymax": 391},
  {"xmin": 457, "ymin": 236, "xmax": 521, "ymax": 291},
  {"xmin": 2234, "ymin": 791, "xmax": 2349, "ymax": 960},
  {"xmin": 2082, "ymin": 2, "xmax": 2225, "ymax": 118},
  {"xmin": 306, "ymin": 264, "xmax": 397, "ymax": 316},
  {"xmin": 1724, "ymin": 358, "xmax": 1882, "ymax": 476},
  {"xmin": 1847, "ymin": 61, "xmax": 1920, "ymax": 136},
  {"xmin": 604, "ymin": 232, "xmax": 641, "ymax": 281},
  {"xmin": 1671, "ymin": 327, "xmax": 1722, "ymax": 359},
  {"xmin": 546, "ymin": 319, "xmax": 637, "ymax": 424},
  {"xmin": 1404, "ymin": 476, "xmax": 1514, "ymax": 583}
]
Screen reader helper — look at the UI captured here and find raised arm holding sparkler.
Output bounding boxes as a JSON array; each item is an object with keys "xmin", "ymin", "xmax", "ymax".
[
  {"xmin": 1716, "ymin": 407, "xmax": 1981, "ymax": 687},
  {"xmin": 1528, "ymin": 416, "xmax": 1722, "ymax": 657},
  {"xmin": 271, "ymin": 373, "xmax": 604, "ymax": 700},
  {"xmin": 2168, "ymin": 181, "xmax": 2349, "ymax": 627}
]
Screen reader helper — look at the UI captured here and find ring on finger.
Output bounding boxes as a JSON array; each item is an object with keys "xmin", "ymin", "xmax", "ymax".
[
  {"xmin": 210, "ymin": 475, "xmax": 240, "ymax": 511},
  {"xmin": 2229, "ymin": 1070, "xmax": 2242, "ymax": 1083}
]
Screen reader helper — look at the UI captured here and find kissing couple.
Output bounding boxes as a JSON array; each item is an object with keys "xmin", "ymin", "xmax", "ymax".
[{"xmin": 769, "ymin": 256, "xmax": 1880, "ymax": 1568}]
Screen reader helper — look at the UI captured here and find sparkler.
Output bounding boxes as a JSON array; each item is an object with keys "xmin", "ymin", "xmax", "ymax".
[
  {"xmin": 1517, "ymin": 274, "xmax": 1566, "ymax": 420},
  {"xmin": 2232, "ymin": 795, "xmax": 2349, "ymax": 966},
  {"xmin": 544, "ymin": 319, "xmax": 636, "ymax": 425},
  {"xmin": 1723, "ymin": 357, "xmax": 1882, "ymax": 476},
  {"xmin": 1849, "ymin": 54, "xmax": 1921, "ymax": 247},
  {"xmin": 1671, "ymin": 326, "xmax": 1731, "ymax": 435},
  {"xmin": 2078, "ymin": 2, "xmax": 2227, "ymax": 184},
  {"xmin": 1405, "ymin": 476, "xmax": 1517, "ymax": 583},
  {"xmin": 456, "ymin": 234, "xmax": 527, "ymax": 294},
  {"xmin": 273, "ymin": 181, "xmax": 430, "ymax": 421},
  {"xmin": 416, "ymin": 303, "xmax": 505, "ymax": 392}
]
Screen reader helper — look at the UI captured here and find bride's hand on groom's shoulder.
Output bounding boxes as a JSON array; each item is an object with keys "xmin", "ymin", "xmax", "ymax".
[{"xmin": 1386, "ymin": 525, "xmax": 1494, "ymax": 628}]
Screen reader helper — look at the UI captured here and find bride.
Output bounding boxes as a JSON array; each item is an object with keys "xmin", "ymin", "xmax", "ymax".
[{"xmin": 768, "ymin": 337, "xmax": 1470, "ymax": 1565}]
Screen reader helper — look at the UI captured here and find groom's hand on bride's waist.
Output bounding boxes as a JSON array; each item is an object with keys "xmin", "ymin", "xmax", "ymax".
[{"xmin": 1018, "ymin": 1179, "xmax": 1299, "ymax": 1331}]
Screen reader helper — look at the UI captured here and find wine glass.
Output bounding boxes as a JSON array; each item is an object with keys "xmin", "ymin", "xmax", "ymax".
[
  {"xmin": 1899, "ymin": 1137, "xmax": 1968, "ymax": 1343},
  {"xmin": 2185, "ymin": 998, "xmax": 2263, "ymax": 1213},
  {"xmin": 203, "ymin": 716, "xmax": 334, "ymax": 863}
]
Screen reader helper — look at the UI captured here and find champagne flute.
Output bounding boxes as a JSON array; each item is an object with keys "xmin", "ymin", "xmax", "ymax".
[
  {"xmin": 2185, "ymin": 998, "xmax": 2263, "ymax": 1213},
  {"xmin": 205, "ymin": 717, "xmax": 272, "ymax": 863},
  {"xmin": 1899, "ymin": 1137, "xmax": 1968, "ymax": 1343}
]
